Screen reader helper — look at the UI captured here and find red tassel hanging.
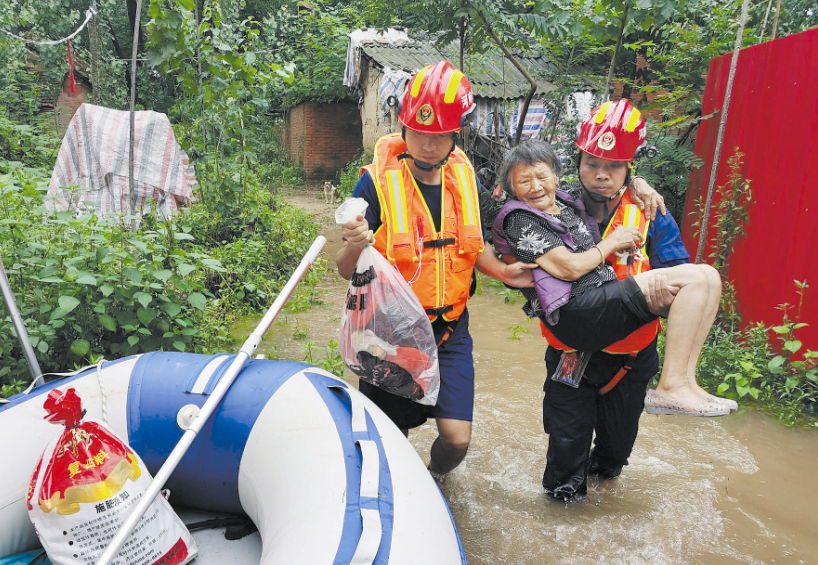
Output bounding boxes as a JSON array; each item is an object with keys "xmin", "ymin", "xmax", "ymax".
[{"xmin": 67, "ymin": 39, "xmax": 76, "ymax": 94}]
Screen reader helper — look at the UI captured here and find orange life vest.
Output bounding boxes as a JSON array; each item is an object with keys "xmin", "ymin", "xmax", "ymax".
[
  {"xmin": 539, "ymin": 189, "xmax": 661, "ymax": 354},
  {"xmin": 365, "ymin": 134, "xmax": 484, "ymax": 322}
]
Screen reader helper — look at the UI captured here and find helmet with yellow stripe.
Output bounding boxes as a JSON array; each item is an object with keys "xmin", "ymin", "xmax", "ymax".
[
  {"xmin": 576, "ymin": 99, "xmax": 646, "ymax": 162},
  {"xmin": 399, "ymin": 60, "xmax": 476, "ymax": 135}
]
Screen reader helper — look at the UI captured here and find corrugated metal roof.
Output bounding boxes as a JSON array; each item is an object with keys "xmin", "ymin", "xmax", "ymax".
[{"xmin": 360, "ymin": 41, "xmax": 557, "ymax": 100}]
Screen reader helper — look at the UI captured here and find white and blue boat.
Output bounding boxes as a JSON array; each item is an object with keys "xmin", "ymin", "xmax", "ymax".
[{"xmin": 0, "ymin": 352, "xmax": 468, "ymax": 565}]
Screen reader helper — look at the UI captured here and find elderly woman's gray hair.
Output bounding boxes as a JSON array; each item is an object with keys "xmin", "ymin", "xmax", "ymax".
[{"xmin": 498, "ymin": 140, "xmax": 563, "ymax": 198}]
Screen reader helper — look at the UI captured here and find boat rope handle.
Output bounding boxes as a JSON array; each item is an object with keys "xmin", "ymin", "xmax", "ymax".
[
  {"xmin": 0, "ymin": 362, "xmax": 101, "ymax": 404},
  {"xmin": 95, "ymin": 359, "xmax": 108, "ymax": 424},
  {"xmin": 351, "ymin": 439, "xmax": 383, "ymax": 565},
  {"xmin": 329, "ymin": 384, "xmax": 368, "ymax": 433}
]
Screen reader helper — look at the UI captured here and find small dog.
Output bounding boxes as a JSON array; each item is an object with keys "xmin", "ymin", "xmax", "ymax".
[{"xmin": 323, "ymin": 181, "xmax": 341, "ymax": 204}]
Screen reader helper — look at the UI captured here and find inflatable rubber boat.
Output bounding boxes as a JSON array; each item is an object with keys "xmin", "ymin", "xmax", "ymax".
[{"xmin": 0, "ymin": 352, "xmax": 468, "ymax": 565}]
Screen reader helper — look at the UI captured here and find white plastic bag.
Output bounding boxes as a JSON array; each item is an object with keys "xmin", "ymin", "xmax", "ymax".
[
  {"xmin": 337, "ymin": 199, "xmax": 440, "ymax": 405},
  {"xmin": 27, "ymin": 388, "xmax": 197, "ymax": 565}
]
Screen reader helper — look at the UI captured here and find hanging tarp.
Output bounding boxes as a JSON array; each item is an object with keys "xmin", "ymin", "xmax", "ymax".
[{"xmin": 46, "ymin": 103, "xmax": 195, "ymax": 219}]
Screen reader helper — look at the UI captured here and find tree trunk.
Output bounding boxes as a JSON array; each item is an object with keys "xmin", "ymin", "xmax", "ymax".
[
  {"xmin": 195, "ymin": 0, "xmax": 207, "ymax": 203},
  {"xmin": 104, "ymin": 16, "xmax": 130, "ymax": 92},
  {"xmin": 604, "ymin": 1, "xmax": 631, "ymax": 102},
  {"xmin": 760, "ymin": 0, "xmax": 774, "ymax": 41},
  {"xmin": 129, "ymin": 0, "xmax": 144, "ymax": 229},
  {"xmin": 127, "ymin": 0, "xmax": 145, "ymax": 53}
]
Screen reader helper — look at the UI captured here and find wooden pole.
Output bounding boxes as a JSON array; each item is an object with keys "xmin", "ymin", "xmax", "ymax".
[
  {"xmin": 128, "ymin": 0, "xmax": 143, "ymax": 229},
  {"xmin": 604, "ymin": 1, "xmax": 631, "ymax": 102},
  {"xmin": 771, "ymin": 0, "xmax": 784, "ymax": 40},
  {"xmin": 695, "ymin": 0, "xmax": 749, "ymax": 263},
  {"xmin": 759, "ymin": 0, "xmax": 774, "ymax": 42}
]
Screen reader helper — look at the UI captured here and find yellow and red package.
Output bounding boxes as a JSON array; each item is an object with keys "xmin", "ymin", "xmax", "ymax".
[{"xmin": 27, "ymin": 388, "xmax": 197, "ymax": 565}]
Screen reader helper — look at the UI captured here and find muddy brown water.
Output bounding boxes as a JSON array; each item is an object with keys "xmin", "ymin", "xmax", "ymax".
[{"xmin": 236, "ymin": 189, "xmax": 818, "ymax": 565}]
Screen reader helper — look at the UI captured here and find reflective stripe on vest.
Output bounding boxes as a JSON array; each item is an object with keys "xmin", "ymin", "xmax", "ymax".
[
  {"xmin": 366, "ymin": 134, "xmax": 483, "ymax": 321},
  {"xmin": 541, "ymin": 189, "xmax": 661, "ymax": 355},
  {"xmin": 601, "ymin": 197, "xmax": 651, "ymax": 277}
]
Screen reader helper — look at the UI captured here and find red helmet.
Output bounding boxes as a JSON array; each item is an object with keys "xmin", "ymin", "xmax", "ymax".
[
  {"xmin": 400, "ymin": 60, "xmax": 476, "ymax": 135},
  {"xmin": 576, "ymin": 99, "xmax": 646, "ymax": 161}
]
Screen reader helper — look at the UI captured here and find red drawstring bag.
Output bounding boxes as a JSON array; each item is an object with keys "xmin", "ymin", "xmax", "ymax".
[{"xmin": 27, "ymin": 388, "xmax": 197, "ymax": 565}]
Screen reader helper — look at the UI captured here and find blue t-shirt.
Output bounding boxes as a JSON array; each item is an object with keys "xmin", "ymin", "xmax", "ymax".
[
  {"xmin": 352, "ymin": 170, "xmax": 487, "ymax": 239},
  {"xmin": 562, "ymin": 181, "xmax": 690, "ymax": 269},
  {"xmin": 599, "ymin": 202, "xmax": 690, "ymax": 269}
]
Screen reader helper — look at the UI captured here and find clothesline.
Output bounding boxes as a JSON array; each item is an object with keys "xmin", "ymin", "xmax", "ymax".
[{"xmin": 0, "ymin": 8, "xmax": 97, "ymax": 47}]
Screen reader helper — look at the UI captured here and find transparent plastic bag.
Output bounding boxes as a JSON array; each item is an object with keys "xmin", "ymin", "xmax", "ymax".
[
  {"xmin": 339, "ymin": 246, "xmax": 441, "ymax": 406},
  {"xmin": 334, "ymin": 197, "xmax": 369, "ymax": 225}
]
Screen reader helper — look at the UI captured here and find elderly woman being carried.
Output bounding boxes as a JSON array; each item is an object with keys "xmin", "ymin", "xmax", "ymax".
[{"xmin": 491, "ymin": 102, "xmax": 735, "ymax": 417}]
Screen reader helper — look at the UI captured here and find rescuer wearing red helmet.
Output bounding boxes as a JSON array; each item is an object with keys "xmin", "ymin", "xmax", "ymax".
[
  {"xmin": 336, "ymin": 61, "xmax": 536, "ymax": 484},
  {"xmin": 491, "ymin": 99, "xmax": 736, "ymax": 501}
]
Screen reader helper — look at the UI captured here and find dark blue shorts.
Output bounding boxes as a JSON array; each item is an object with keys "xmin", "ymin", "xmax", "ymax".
[{"xmin": 358, "ymin": 309, "xmax": 475, "ymax": 429}]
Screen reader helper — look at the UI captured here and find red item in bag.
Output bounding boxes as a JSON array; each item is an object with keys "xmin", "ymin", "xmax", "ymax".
[{"xmin": 27, "ymin": 388, "xmax": 197, "ymax": 565}]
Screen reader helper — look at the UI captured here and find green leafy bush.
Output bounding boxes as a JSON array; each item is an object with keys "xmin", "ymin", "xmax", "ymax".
[
  {"xmin": 1, "ymin": 176, "xmax": 228, "ymax": 378},
  {"xmin": 337, "ymin": 149, "xmax": 374, "ymax": 199},
  {"xmin": 657, "ymin": 282, "xmax": 818, "ymax": 425}
]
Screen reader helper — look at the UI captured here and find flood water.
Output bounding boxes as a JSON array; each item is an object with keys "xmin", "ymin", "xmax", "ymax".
[{"xmin": 238, "ymin": 191, "xmax": 818, "ymax": 565}]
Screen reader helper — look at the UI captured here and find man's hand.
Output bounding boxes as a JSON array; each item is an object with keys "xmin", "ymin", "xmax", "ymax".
[
  {"xmin": 643, "ymin": 274, "xmax": 679, "ymax": 317},
  {"xmin": 630, "ymin": 176, "xmax": 666, "ymax": 221},
  {"xmin": 336, "ymin": 214, "xmax": 373, "ymax": 280},
  {"xmin": 502, "ymin": 261, "xmax": 537, "ymax": 288},
  {"xmin": 341, "ymin": 214, "xmax": 373, "ymax": 251}
]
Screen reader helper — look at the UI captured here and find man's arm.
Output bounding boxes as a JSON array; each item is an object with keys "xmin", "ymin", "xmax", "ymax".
[
  {"xmin": 335, "ymin": 172, "xmax": 380, "ymax": 280},
  {"xmin": 474, "ymin": 243, "xmax": 537, "ymax": 288},
  {"xmin": 642, "ymin": 210, "xmax": 690, "ymax": 316},
  {"xmin": 642, "ymin": 274, "xmax": 679, "ymax": 317}
]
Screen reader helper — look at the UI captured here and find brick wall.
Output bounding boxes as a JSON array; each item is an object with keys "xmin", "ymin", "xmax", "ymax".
[
  {"xmin": 55, "ymin": 75, "xmax": 92, "ymax": 134},
  {"xmin": 285, "ymin": 101, "xmax": 363, "ymax": 180}
]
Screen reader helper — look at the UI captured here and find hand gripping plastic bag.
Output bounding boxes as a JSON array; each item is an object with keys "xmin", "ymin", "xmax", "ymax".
[
  {"xmin": 27, "ymin": 388, "xmax": 197, "ymax": 565},
  {"xmin": 337, "ymin": 198, "xmax": 441, "ymax": 405}
]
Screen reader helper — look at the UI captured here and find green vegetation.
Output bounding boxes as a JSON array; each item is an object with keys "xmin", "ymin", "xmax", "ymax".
[
  {"xmin": 659, "ymin": 282, "xmax": 818, "ymax": 426},
  {"xmin": 0, "ymin": 113, "xmax": 319, "ymax": 392}
]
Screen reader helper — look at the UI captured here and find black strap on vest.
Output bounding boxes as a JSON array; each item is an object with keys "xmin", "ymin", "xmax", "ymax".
[
  {"xmin": 423, "ymin": 237, "xmax": 456, "ymax": 249},
  {"xmin": 432, "ymin": 316, "xmax": 460, "ymax": 347},
  {"xmin": 425, "ymin": 305, "xmax": 454, "ymax": 317}
]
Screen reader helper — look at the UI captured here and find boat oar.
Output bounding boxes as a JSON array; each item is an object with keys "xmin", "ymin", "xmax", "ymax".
[
  {"xmin": 95, "ymin": 235, "xmax": 326, "ymax": 565},
  {"xmin": 0, "ymin": 252, "xmax": 43, "ymax": 383}
]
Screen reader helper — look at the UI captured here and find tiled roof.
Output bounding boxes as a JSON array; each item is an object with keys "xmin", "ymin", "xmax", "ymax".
[{"xmin": 360, "ymin": 41, "xmax": 558, "ymax": 100}]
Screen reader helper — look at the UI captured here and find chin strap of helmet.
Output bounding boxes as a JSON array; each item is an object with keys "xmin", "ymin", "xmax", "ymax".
[{"xmin": 396, "ymin": 128, "xmax": 458, "ymax": 171}]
